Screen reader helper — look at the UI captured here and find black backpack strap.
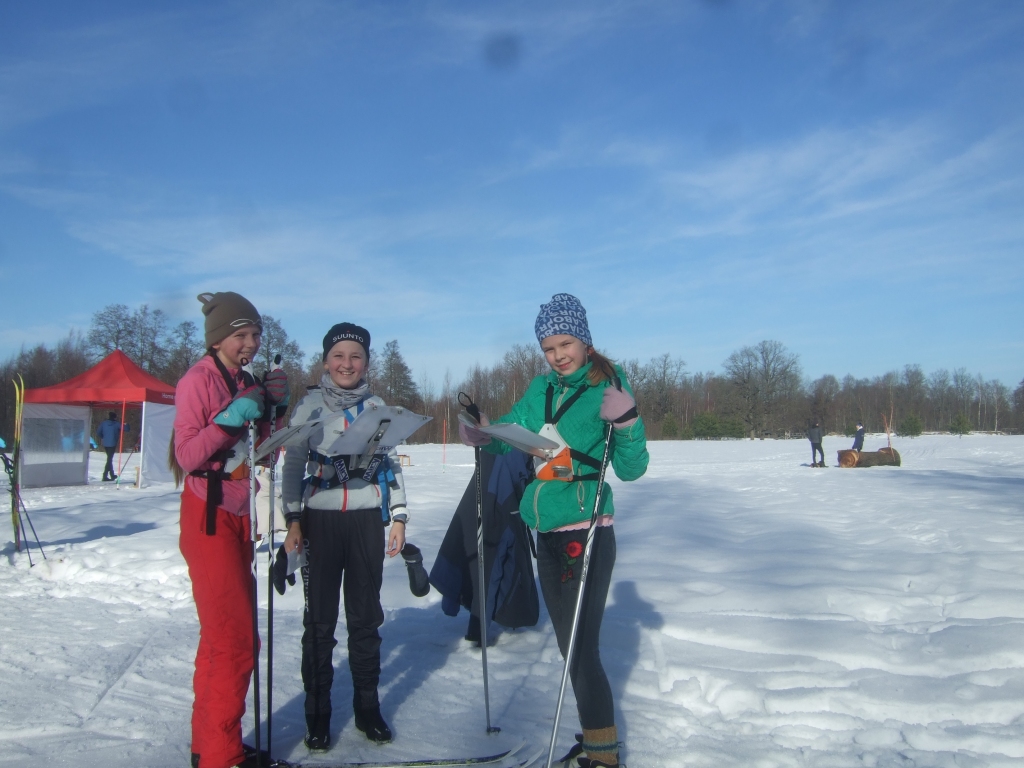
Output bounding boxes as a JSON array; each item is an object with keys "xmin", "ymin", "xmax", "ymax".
[
  {"xmin": 544, "ymin": 381, "xmax": 612, "ymax": 481},
  {"xmin": 203, "ymin": 352, "xmax": 249, "ymax": 535},
  {"xmin": 210, "ymin": 352, "xmax": 240, "ymax": 397},
  {"xmin": 568, "ymin": 448, "xmax": 602, "ymax": 481},
  {"xmin": 205, "ymin": 467, "xmax": 223, "ymax": 535},
  {"xmin": 545, "ymin": 383, "xmax": 587, "ymax": 425},
  {"xmin": 188, "ymin": 459, "xmax": 228, "ymax": 535}
]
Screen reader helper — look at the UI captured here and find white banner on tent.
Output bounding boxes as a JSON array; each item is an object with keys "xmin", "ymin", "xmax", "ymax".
[
  {"xmin": 20, "ymin": 404, "xmax": 91, "ymax": 487},
  {"xmin": 140, "ymin": 402, "xmax": 175, "ymax": 486}
]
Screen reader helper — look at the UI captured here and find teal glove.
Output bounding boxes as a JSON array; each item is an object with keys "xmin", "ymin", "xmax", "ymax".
[{"xmin": 214, "ymin": 385, "xmax": 265, "ymax": 428}]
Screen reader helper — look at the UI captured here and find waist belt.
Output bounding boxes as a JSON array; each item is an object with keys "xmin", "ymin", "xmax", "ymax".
[
  {"xmin": 189, "ymin": 464, "xmax": 250, "ymax": 482},
  {"xmin": 189, "ymin": 462, "xmax": 250, "ymax": 535}
]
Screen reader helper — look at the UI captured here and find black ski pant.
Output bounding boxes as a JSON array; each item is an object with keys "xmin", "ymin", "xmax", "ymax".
[
  {"xmin": 103, "ymin": 447, "xmax": 116, "ymax": 479},
  {"xmin": 536, "ymin": 525, "xmax": 616, "ymax": 731},
  {"xmin": 300, "ymin": 507, "xmax": 385, "ymax": 726},
  {"xmin": 811, "ymin": 442, "xmax": 824, "ymax": 465}
]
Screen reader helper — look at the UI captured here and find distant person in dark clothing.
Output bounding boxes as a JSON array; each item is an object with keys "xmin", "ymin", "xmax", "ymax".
[
  {"xmin": 852, "ymin": 422, "xmax": 865, "ymax": 452},
  {"xmin": 808, "ymin": 421, "xmax": 824, "ymax": 467},
  {"xmin": 96, "ymin": 411, "xmax": 129, "ymax": 481}
]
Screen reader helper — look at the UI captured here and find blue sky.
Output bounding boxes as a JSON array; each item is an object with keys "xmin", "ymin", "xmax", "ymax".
[{"xmin": 1, "ymin": 1, "xmax": 1022, "ymax": 389}]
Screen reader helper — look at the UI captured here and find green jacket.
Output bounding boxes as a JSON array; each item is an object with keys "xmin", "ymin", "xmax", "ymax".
[{"xmin": 488, "ymin": 362, "xmax": 649, "ymax": 532}]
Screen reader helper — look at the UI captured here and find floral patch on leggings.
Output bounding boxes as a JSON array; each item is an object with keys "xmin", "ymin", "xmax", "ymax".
[{"xmin": 561, "ymin": 539, "xmax": 583, "ymax": 582}]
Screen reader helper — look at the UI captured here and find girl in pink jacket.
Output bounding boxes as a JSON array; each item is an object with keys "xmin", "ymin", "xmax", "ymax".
[{"xmin": 173, "ymin": 291, "xmax": 287, "ymax": 768}]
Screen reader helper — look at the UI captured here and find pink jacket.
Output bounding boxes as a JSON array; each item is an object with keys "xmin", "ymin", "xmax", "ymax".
[{"xmin": 174, "ymin": 355, "xmax": 274, "ymax": 516}]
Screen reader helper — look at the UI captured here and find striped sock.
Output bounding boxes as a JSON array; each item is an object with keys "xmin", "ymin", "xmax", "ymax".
[{"xmin": 582, "ymin": 725, "xmax": 618, "ymax": 766}]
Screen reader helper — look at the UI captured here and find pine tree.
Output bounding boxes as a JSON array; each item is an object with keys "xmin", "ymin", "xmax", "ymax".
[
  {"xmin": 949, "ymin": 412, "xmax": 971, "ymax": 437},
  {"xmin": 692, "ymin": 412, "xmax": 721, "ymax": 439},
  {"xmin": 373, "ymin": 340, "xmax": 420, "ymax": 410},
  {"xmin": 898, "ymin": 414, "xmax": 923, "ymax": 438}
]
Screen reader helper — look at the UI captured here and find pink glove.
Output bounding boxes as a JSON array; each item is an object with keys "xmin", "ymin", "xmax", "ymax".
[
  {"xmin": 459, "ymin": 412, "xmax": 492, "ymax": 447},
  {"xmin": 600, "ymin": 385, "xmax": 638, "ymax": 428},
  {"xmin": 263, "ymin": 369, "xmax": 290, "ymax": 406}
]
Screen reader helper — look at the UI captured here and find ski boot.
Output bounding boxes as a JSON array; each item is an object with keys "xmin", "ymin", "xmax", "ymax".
[
  {"xmin": 354, "ymin": 704, "xmax": 392, "ymax": 743},
  {"xmin": 465, "ymin": 614, "xmax": 482, "ymax": 644},
  {"xmin": 304, "ymin": 713, "xmax": 331, "ymax": 751},
  {"xmin": 354, "ymin": 691, "xmax": 392, "ymax": 743},
  {"xmin": 556, "ymin": 731, "xmax": 624, "ymax": 767},
  {"xmin": 464, "ymin": 614, "xmax": 496, "ymax": 646}
]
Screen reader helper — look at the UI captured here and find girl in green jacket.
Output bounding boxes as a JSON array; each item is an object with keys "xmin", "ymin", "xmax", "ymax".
[{"xmin": 460, "ymin": 293, "xmax": 648, "ymax": 768}]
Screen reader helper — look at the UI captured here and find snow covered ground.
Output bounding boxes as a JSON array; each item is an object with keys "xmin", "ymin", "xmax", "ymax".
[{"xmin": 2, "ymin": 434, "xmax": 1024, "ymax": 767}]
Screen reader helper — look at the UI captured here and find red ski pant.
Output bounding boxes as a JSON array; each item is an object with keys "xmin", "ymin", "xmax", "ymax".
[{"xmin": 179, "ymin": 485, "xmax": 258, "ymax": 768}]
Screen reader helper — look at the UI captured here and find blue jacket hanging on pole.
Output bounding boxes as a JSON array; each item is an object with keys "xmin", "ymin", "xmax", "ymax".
[{"xmin": 428, "ymin": 448, "xmax": 540, "ymax": 630}]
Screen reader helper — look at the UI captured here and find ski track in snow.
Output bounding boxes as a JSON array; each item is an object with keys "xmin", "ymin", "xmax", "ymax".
[{"xmin": 2, "ymin": 435, "xmax": 1024, "ymax": 767}]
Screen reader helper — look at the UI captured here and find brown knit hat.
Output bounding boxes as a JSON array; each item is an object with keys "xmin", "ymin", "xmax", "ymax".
[{"xmin": 197, "ymin": 292, "xmax": 263, "ymax": 347}]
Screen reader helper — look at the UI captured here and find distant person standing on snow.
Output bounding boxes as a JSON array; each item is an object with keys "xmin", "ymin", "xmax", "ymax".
[
  {"xmin": 852, "ymin": 421, "xmax": 865, "ymax": 452},
  {"xmin": 808, "ymin": 421, "xmax": 825, "ymax": 467},
  {"xmin": 96, "ymin": 411, "xmax": 129, "ymax": 481},
  {"xmin": 460, "ymin": 293, "xmax": 649, "ymax": 768},
  {"xmin": 170, "ymin": 292, "xmax": 288, "ymax": 768}
]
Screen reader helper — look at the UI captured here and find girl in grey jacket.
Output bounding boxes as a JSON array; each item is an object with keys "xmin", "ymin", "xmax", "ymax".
[{"xmin": 281, "ymin": 322, "xmax": 406, "ymax": 752}]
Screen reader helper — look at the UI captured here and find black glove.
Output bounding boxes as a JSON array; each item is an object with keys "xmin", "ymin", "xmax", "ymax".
[
  {"xmin": 273, "ymin": 544, "xmax": 296, "ymax": 595},
  {"xmin": 401, "ymin": 543, "xmax": 431, "ymax": 597}
]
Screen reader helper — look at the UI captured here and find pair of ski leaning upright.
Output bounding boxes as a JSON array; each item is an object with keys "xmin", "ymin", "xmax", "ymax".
[{"xmin": 172, "ymin": 292, "xmax": 649, "ymax": 768}]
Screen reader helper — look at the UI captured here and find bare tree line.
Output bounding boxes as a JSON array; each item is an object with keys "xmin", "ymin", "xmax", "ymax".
[{"xmin": 3, "ymin": 303, "xmax": 1024, "ymax": 445}]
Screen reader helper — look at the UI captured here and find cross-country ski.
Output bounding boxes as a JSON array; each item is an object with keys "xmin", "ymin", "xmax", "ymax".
[{"xmin": 278, "ymin": 738, "xmax": 533, "ymax": 768}]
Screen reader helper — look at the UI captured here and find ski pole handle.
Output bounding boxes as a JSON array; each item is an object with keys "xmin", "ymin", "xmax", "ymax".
[
  {"xmin": 458, "ymin": 391, "xmax": 482, "ymax": 425},
  {"xmin": 264, "ymin": 353, "xmax": 282, "ymax": 378}
]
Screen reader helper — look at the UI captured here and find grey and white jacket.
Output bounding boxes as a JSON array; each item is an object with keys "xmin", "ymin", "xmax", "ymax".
[{"xmin": 282, "ymin": 386, "xmax": 407, "ymax": 525}]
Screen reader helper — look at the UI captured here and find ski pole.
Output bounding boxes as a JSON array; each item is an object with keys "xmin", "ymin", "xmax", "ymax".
[
  {"xmin": 17, "ymin": 497, "xmax": 34, "ymax": 568},
  {"xmin": 11, "ymin": 376, "xmax": 24, "ymax": 552},
  {"xmin": 242, "ymin": 358, "xmax": 263, "ymax": 768},
  {"xmin": 115, "ymin": 449, "xmax": 136, "ymax": 489},
  {"xmin": 18, "ymin": 494, "xmax": 46, "ymax": 561},
  {"xmin": 264, "ymin": 354, "xmax": 281, "ymax": 759},
  {"xmin": 545, "ymin": 420, "xmax": 614, "ymax": 768},
  {"xmin": 3, "ymin": 452, "xmax": 20, "ymax": 553},
  {"xmin": 457, "ymin": 392, "xmax": 500, "ymax": 734},
  {"xmin": 0, "ymin": 455, "xmax": 40, "ymax": 561}
]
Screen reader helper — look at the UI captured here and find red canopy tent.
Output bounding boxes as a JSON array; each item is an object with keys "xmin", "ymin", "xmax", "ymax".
[
  {"xmin": 21, "ymin": 351, "xmax": 176, "ymax": 487},
  {"xmin": 24, "ymin": 350, "xmax": 175, "ymax": 407}
]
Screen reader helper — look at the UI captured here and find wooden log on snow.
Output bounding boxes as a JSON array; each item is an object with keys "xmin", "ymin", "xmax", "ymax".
[
  {"xmin": 837, "ymin": 448, "xmax": 901, "ymax": 468},
  {"xmin": 837, "ymin": 449, "xmax": 859, "ymax": 468}
]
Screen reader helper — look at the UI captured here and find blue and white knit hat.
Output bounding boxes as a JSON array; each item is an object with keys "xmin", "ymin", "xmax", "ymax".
[{"xmin": 534, "ymin": 293, "xmax": 592, "ymax": 347}]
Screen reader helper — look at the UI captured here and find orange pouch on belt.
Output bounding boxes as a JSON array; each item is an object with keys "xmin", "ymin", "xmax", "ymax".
[{"xmin": 536, "ymin": 447, "xmax": 574, "ymax": 482}]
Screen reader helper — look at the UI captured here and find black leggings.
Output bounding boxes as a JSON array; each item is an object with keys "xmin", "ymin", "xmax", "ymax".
[
  {"xmin": 536, "ymin": 526, "xmax": 616, "ymax": 730},
  {"xmin": 300, "ymin": 507, "xmax": 386, "ymax": 720},
  {"xmin": 811, "ymin": 443, "xmax": 824, "ymax": 465}
]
